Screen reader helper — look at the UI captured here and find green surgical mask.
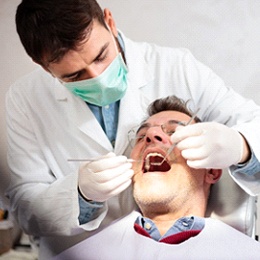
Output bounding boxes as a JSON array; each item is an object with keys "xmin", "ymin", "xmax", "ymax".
[{"xmin": 63, "ymin": 53, "xmax": 128, "ymax": 106}]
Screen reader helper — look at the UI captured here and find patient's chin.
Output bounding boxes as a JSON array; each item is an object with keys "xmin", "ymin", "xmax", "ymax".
[{"xmin": 134, "ymin": 186, "xmax": 170, "ymax": 205}]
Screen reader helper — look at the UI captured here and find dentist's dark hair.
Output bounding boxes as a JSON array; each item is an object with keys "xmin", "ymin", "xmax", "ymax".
[{"xmin": 16, "ymin": 0, "xmax": 107, "ymax": 66}]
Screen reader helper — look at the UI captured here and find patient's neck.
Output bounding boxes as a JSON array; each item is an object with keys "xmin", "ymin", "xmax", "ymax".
[{"xmin": 141, "ymin": 204, "xmax": 206, "ymax": 237}]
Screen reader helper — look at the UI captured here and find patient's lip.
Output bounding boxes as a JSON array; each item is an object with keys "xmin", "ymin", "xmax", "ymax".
[{"xmin": 142, "ymin": 148, "xmax": 171, "ymax": 173}]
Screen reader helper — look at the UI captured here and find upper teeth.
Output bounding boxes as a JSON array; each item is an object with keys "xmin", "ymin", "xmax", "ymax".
[
  {"xmin": 144, "ymin": 153, "xmax": 164, "ymax": 171},
  {"xmin": 145, "ymin": 153, "xmax": 164, "ymax": 160}
]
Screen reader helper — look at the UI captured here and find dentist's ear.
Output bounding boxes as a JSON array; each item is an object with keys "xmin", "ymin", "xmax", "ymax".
[
  {"xmin": 205, "ymin": 169, "xmax": 222, "ymax": 184},
  {"xmin": 103, "ymin": 8, "xmax": 118, "ymax": 37}
]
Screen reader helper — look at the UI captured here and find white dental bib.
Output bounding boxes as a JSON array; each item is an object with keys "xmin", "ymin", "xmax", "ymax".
[{"xmin": 54, "ymin": 211, "xmax": 260, "ymax": 260}]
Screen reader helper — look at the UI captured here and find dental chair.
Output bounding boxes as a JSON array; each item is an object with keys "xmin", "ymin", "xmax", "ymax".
[{"xmin": 206, "ymin": 169, "xmax": 257, "ymax": 238}]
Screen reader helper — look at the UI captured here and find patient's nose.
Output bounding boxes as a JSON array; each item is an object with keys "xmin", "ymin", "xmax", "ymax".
[{"xmin": 145, "ymin": 127, "xmax": 169, "ymax": 145}]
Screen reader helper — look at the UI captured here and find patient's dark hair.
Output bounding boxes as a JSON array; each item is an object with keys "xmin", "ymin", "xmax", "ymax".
[
  {"xmin": 16, "ymin": 0, "xmax": 107, "ymax": 66},
  {"xmin": 147, "ymin": 95, "xmax": 201, "ymax": 123}
]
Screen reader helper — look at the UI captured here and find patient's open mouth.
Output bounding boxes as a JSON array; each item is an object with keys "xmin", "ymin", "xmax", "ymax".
[{"xmin": 142, "ymin": 153, "xmax": 171, "ymax": 173}]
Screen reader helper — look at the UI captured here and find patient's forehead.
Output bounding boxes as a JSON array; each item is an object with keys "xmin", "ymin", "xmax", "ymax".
[{"xmin": 146, "ymin": 111, "xmax": 192, "ymax": 125}]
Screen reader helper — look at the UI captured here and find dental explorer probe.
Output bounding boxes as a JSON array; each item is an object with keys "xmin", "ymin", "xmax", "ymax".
[{"xmin": 67, "ymin": 158, "xmax": 136, "ymax": 163}]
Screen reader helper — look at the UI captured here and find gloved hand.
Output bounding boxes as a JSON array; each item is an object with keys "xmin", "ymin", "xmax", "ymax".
[
  {"xmin": 78, "ymin": 152, "xmax": 134, "ymax": 202},
  {"xmin": 171, "ymin": 122, "xmax": 244, "ymax": 169}
]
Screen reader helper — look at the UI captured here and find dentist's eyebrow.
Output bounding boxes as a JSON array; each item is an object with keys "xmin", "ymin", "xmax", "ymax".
[
  {"xmin": 61, "ymin": 69, "xmax": 84, "ymax": 80},
  {"xmin": 92, "ymin": 42, "xmax": 109, "ymax": 62},
  {"xmin": 60, "ymin": 42, "xmax": 110, "ymax": 79}
]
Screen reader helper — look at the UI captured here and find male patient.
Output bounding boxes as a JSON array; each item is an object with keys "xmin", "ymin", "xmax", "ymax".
[{"xmin": 54, "ymin": 96, "xmax": 260, "ymax": 259}]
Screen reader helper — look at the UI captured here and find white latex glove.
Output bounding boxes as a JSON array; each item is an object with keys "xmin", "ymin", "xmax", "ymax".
[
  {"xmin": 78, "ymin": 152, "xmax": 134, "ymax": 202},
  {"xmin": 171, "ymin": 122, "xmax": 244, "ymax": 169}
]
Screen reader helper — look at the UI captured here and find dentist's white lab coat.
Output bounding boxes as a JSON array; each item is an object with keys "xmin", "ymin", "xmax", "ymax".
[{"xmin": 5, "ymin": 33, "xmax": 260, "ymax": 259}]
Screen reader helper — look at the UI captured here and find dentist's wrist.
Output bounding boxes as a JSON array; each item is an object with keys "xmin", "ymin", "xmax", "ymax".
[
  {"xmin": 239, "ymin": 133, "xmax": 250, "ymax": 164},
  {"xmin": 78, "ymin": 186, "xmax": 94, "ymax": 203}
]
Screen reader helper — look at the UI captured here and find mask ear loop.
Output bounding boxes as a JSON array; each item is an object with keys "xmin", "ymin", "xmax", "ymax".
[{"xmin": 105, "ymin": 22, "xmax": 120, "ymax": 56}]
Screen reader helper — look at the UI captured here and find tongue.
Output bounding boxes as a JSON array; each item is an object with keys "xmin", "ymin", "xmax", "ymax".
[{"xmin": 147, "ymin": 156, "xmax": 171, "ymax": 172}]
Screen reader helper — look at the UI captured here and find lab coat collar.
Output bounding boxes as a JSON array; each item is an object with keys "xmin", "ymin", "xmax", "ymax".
[
  {"xmin": 53, "ymin": 79, "xmax": 112, "ymax": 151},
  {"xmin": 120, "ymin": 32, "xmax": 154, "ymax": 89}
]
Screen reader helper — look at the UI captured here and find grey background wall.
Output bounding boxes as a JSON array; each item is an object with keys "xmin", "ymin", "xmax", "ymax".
[{"xmin": 1, "ymin": 0, "xmax": 260, "ymax": 235}]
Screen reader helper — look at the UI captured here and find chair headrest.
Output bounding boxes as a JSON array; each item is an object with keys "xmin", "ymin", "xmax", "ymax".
[{"xmin": 206, "ymin": 169, "xmax": 256, "ymax": 236}]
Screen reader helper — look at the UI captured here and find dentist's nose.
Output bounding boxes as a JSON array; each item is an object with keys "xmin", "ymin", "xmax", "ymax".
[{"xmin": 85, "ymin": 67, "xmax": 100, "ymax": 79}]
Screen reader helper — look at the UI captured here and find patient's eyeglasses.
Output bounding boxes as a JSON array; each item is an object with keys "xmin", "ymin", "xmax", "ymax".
[{"xmin": 128, "ymin": 120, "xmax": 186, "ymax": 148}]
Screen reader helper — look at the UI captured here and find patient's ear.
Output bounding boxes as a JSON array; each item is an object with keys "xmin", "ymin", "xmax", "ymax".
[{"xmin": 205, "ymin": 169, "xmax": 222, "ymax": 184}]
